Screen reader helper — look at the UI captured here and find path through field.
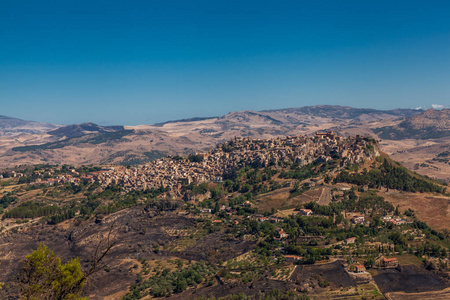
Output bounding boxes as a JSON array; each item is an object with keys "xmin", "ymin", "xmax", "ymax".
[{"xmin": 317, "ymin": 187, "xmax": 332, "ymax": 205}]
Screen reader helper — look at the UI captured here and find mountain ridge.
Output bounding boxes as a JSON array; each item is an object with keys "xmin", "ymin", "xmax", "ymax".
[
  {"xmin": 0, "ymin": 115, "xmax": 58, "ymax": 135},
  {"xmin": 48, "ymin": 122, "xmax": 125, "ymax": 139},
  {"xmin": 374, "ymin": 108, "xmax": 450, "ymax": 140},
  {"xmin": 0, "ymin": 105, "xmax": 448, "ymax": 182}
]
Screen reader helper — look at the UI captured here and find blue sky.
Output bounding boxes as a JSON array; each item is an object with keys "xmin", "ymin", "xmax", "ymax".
[{"xmin": 1, "ymin": 0, "xmax": 449, "ymax": 125}]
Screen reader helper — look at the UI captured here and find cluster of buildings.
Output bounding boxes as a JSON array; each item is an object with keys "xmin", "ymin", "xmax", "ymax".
[
  {"xmin": 349, "ymin": 214, "xmax": 411, "ymax": 227},
  {"xmin": 29, "ymin": 167, "xmax": 103, "ymax": 186},
  {"xmin": 0, "ymin": 170, "xmax": 24, "ymax": 179},
  {"xmin": 257, "ymin": 216, "xmax": 284, "ymax": 223},
  {"xmin": 36, "ymin": 174, "xmax": 81, "ymax": 186},
  {"xmin": 88, "ymin": 132, "xmax": 376, "ymax": 193},
  {"xmin": 351, "ymin": 214, "xmax": 365, "ymax": 225},
  {"xmin": 382, "ymin": 216, "xmax": 411, "ymax": 226}
]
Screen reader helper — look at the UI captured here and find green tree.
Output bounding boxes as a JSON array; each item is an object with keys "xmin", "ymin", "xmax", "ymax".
[
  {"xmin": 18, "ymin": 244, "xmax": 87, "ymax": 300},
  {"xmin": 364, "ymin": 256, "xmax": 375, "ymax": 269},
  {"xmin": 18, "ymin": 222, "xmax": 116, "ymax": 299}
]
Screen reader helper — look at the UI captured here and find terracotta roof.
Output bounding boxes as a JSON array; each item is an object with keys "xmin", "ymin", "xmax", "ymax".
[
  {"xmin": 383, "ymin": 257, "xmax": 398, "ymax": 262},
  {"xmin": 285, "ymin": 255, "xmax": 301, "ymax": 259}
]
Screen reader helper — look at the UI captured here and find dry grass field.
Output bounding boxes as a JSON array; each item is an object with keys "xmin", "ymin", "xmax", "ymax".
[
  {"xmin": 382, "ymin": 191, "xmax": 450, "ymax": 230},
  {"xmin": 256, "ymin": 187, "xmax": 324, "ymax": 212},
  {"xmin": 385, "ymin": 287, "xmax": 450, "ymax": 300}
]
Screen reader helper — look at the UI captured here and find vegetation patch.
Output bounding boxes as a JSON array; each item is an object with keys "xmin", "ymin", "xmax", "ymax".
[
  {"xmin": 3, "ymin": 201, "xmax": 61, "ymax": 219},
  {"xmin": 12, "ymin": 130, "xmax": 134, "ymax": 152},
  {"xmin": 123, "ymin": 260, "xmax": 217, "ymax": 299},
  {"xmin": 334, "ymin": 158, "xmax": 446, "ymax": 194}
]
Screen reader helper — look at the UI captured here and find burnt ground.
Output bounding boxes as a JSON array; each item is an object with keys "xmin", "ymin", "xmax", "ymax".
[
  {"xmin": 386, "ymin": 287, "xmax": 450, "ymax": 300},
  {"xmin": 1, "ymin": 205, "xmax": 449, "ymax": 300},
  {"xmin": 173, "ymin": 232, "xmax": 255, "ymax": 263},
  {"xmin": 0, "ymin": 208, "xmax": 254, "ymax": 299},
  {"xmin": 291, "ymin": 260, "xmax": 356, "ymax": 290},
  {"xmin": 374, "ymin": 265, "xmax": 449, "ymax": 294},
  {"xmin": 170, "ymin": 260, "xmax": 357, "ymax": 300},
  {"xmin": 167, "ymin": 277, "xmax": 299, "ymax": 299}
]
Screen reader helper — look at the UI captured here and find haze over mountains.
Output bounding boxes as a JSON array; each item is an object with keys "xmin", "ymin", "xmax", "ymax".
[
  {"xmin": 0, "ymin": 105, "xmax": 449, "ymax": 182},
  {"xmin": 0, "ymin": 115, "xmax": 58, "ymax": 135}
]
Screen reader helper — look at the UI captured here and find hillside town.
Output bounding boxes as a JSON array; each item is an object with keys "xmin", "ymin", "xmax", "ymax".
[
  {"xmin": 7, "ymin": 131, "xmax": 377, "ymax": 194},
  {"xmin": 89, "ymin": 132, "xmax": 378, "ymax": 192}
]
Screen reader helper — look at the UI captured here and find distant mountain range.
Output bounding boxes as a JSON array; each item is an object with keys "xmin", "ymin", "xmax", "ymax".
[
  {"xmin": 0, "ymin": 105, "xmax": 449, "ymax": 182},
  {"xmin": 0, "ymin": 115, "xmax": 58, "ymax": 135},
  {"xmin": 0, "ymin": 105, "xmax": 424, "ymax": 137},
  {"xmin": 155, "ymin": 105, "xmax": 423, "ymax": 126},
  {"xmin": 263, "ymin": 105, "xmax": 422, "ymax": 119}
]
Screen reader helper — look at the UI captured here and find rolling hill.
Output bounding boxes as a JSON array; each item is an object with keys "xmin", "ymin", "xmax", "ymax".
[
  {"xmin": 0, "ymin": 115, "xmax": 59, "ymax": 135},
  {"xmin": 2, "ymin": 105, "xmax": 449, "ymax": 183},
  {"xmin": 48, "ymin": 122, "xmax": 125, "ymax": 139},
  {"xmin": 374, "ymin": 108, "xmax": 450, "ymax": 140}
]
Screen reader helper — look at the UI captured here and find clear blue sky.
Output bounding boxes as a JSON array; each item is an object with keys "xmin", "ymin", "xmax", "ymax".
[{"xmin": 1, "ymin": 0, "xmax": 449, "ymax": 125}]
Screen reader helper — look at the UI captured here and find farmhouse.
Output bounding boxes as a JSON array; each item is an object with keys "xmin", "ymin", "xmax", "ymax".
[
  {"xmin": 277, "ymin": 228, "xmax": 289, "ymax": 239},
  {"xmin": 285, "ymin": 255, "xmax": 301, "ymax": 262},
  {"xmin": 382, "ymin": 257, "xmax": 398, "ymax": 268},
  {"xmin": 354, "ymin": 264, "xmax": 366, "ymax": 273},
  {"xmin": 298, "ymin": 209, "xmax": 313, "ymax": 216},
  {"xmin": 349, "ymin": 264, "xmax": 366, "ymax": 273},
  {"xmin": 351, "ymin": 215, "xmax": 365, "ymax": 224}
]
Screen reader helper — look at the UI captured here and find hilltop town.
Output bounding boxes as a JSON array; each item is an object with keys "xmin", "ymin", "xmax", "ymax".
[
  {"xmin": 9, "ymin": 131, "xmax": 378, "ymax": 195},
  {"xmin": 90, "ymin": 132, "xmax": 378, "ymax": 193},
  {"xmin": 2, "ymin": 106, "xmax": 449, "ymax": 185}
]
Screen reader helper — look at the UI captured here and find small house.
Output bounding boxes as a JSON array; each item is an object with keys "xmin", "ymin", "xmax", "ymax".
[
  {"xmin": 354, "ymin": 264, "xmax": 366, "ymax": 273},
  {"xmin": 285, "ymin": 255, "xmax": 301, "ymax": 262},
  {"xmin": 299, "ymin": 209, "xmax": 313, "ymax": 216},
  {"xmin": 351, "ymin": 215, "xmax": 365, "ymax": 224},
  {"xmin": 382, "ymin": 257, "xmax": 398, "ymax": 268},
  {"xmin": 345, "ymin": 237, "xmax": 356, "ymax": 245}
]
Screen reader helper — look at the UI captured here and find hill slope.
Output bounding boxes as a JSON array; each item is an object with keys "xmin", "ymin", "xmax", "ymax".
[
  {"xmin": 48, "ymin": 122, "xmax": 125, "ymax": 139},
  {"xmin": 374, "ymin": 108, "xmax": 450, "ymax": 140},
  {"xmin": 0, "ymin": 115, "xmax": 58, "ymax": 135}
]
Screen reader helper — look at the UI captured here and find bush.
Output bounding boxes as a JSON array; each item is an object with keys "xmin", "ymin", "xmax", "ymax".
[{"xmin": 18, "ymin": 244, "xmax": 87, "ymax": 300}]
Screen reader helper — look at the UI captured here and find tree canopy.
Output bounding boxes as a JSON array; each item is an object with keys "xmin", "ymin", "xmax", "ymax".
[{"xmin": 18, "ymin": 244, "xmax": 87, "ymax": 300}]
